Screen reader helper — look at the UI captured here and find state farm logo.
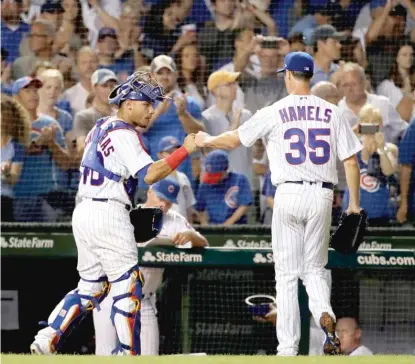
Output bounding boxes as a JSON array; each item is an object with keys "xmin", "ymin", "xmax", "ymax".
[
  {"xmin": 253, "ymin": 252, "xmax": 274, "ymax": 264},
  {"xmin": 142, "ymin": 250, "xmax": 202, "ymax": 263}
]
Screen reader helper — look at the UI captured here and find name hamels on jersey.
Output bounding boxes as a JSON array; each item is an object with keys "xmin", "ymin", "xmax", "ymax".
[
  {"xmin": 77, "ymin": 116, "xmax": 153, "ymax": 205},
  {"xmin": 238, "ymin": 95, "xmax": 362, "ymax": 186}
]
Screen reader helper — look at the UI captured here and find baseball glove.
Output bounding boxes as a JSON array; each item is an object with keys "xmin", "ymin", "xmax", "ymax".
[
  {"xmin": 129, "ymin": 206, "xmax": 164, "ymax": 243},
  {"xmin": 329, "ymin": 209, "xmax": 368, "ymax": 254}
]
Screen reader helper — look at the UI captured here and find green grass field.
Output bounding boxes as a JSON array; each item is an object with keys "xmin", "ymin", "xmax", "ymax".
[{"xmin": 1, "ymin": 355, "xmax": 414, "ymax": 364}]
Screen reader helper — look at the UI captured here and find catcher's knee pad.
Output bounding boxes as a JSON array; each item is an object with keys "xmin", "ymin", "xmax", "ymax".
[
  {"xmin": 46, "ymin": 276, "xmax": 109, "ymax": 350},
  {"xmin": 110, "ymin": 266, "xmax": 144, "ymax": 355}
]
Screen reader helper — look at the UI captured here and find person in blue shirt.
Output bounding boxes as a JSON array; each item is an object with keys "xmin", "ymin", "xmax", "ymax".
[
  {"xmin": 397, "ymin": 118, "xmax": 415, "ymax": 225},
  {"xmin": 195, "ymin": 150, "xmax": 253, "ymax": 225},
  {"xmin": 1, "ymin": 0, "xmax": 30, "ymax": 63},
  {"xmin": 12, "ymin": 76, "xmax": 71, "ymax": 222},
  {"xmin": 1, "ymin": 47, "xmax": 13, "ymax": 95},
  {"xmin": 261, "ymin": 170, "xmax": 276, "ymax": 224},
  {"xmin": 1, "ymin": 95, "xmax": 30, "ymax": 222},
  {"xmin": 145, "ymin": 55, "xmax": 205, "ymax": 184},
  {"xmin": 96, "ymin": 28, "xmax": 135, "ymax": 82}
]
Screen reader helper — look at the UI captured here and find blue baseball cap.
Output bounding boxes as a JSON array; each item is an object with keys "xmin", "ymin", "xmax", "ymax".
[
  {"xmin": 158, "ymin": 136, "xmax": 181, "ymax": 153},
  {"xmin": 98, "ymin": 27, "xmax": 117, "ymax": 40},
  {"xmin": 12, "ymin": 77, "xmax": 43, "ymax": 95},
  {"xmin": 41, "ymin": 0, "xmax": 64, "ymax": 13},
  {"xmin": 202, "ymin": 150, "xmax": 229, "ymax": 184},
  {"xmin": 152, "ymin": 178, "xmax": 180, "ymax": 204},
  {"xmin": 91, "ymin": 69, "xmax": 118, "ymax": 86},
  {"xmin": 276, "ymin": 51, "xmax": 314, "ymax": 74}
]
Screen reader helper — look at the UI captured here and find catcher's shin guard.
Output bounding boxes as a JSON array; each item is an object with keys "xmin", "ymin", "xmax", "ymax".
[
  {"xmin": 110, "ymin": 265, "xmax": 144, "ymax": 355},
  {"xmin": 31, "ymin": 277, "xmax": 109, "ymax": 354}
]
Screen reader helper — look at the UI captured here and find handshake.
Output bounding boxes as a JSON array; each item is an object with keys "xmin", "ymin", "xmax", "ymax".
[{"xmin": 182, "ymin": 131, "xmax": 212, "ymax": 154}]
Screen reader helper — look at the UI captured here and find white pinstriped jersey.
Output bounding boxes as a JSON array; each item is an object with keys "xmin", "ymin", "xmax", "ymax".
[
  {"xmin": 238, "ymin": 94, "xmax": 362, "ymax": 185},
  {"xmin": 138, "ymin": 209, "xmax": 196, "ymax": 295},
  {"xmin": 77, "ymin": 116, "xmax": 153, "ymax": 205}
]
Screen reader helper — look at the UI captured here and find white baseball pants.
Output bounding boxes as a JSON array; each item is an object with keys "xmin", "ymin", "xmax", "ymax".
[{"xmin": 272, "ymin": 182, "xmax": 335, "ymax": 356}]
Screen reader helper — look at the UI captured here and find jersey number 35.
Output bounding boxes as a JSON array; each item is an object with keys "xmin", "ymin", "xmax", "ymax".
[{"xmin": 284, "ymin": 128, "xmax": 330, "ymax": 165}]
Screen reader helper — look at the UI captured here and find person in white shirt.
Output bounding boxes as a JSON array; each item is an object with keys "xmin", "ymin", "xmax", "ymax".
[
  {"xmin": 93, "ymin": 178, "xmax": 208, "ymax": 356},
  {"xmin": 337, "ymin": 62, "xmax": 408, "ymax": 144},
  {"xmin": 62, "ymin": 46, "xmax": 98, "ymax": 115},
  {"xmin": 203, "ymin": 70, "xmax": 253, "ymax": 184},
  {"xmin": 157, "ymin": 136, "xmax": 196, "ymax": 222},
  {"xmin": 335, "ymin": 317, "xmax": 373, "ymax": 356}
]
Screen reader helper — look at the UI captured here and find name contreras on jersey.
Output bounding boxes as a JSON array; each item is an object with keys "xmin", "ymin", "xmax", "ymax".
[{"xmin": 279, "ymin": 105, "xmax": 332, "ymax": 123}]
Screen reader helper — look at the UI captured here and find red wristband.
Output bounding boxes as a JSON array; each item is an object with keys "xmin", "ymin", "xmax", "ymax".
[{"xmin": 165, "ymin": 146, "xmax": 189, "ymax": 170}]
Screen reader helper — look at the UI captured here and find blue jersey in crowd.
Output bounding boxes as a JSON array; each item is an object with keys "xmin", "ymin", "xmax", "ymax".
[
  {"xmin": 195, "ymin": 172, "xmax": 253, "ymax": 224},
  {"xmin": 143, "ymin": 94, "xmax": 202, "ymax": 184},
  {"xmin": 1, "ymin": 139, "xmax": 25, "ymax": 198},
  {"xmin": 13, "ymin": 115, "xmax": 66, "ymax": 198},
  {"xmin": 262, "ymin": 171, "xmax": 277, "ymax": 198},
  {"xmin": 342, "ymin": 151, "xmax": 393, "ymax": 219},
  {"xmin": 1, "ymin": 21, "xmax": 30, "ymax": 62},
  {"xmin": 398, "ymin": 119, "xmax": 415, "ymax": 217}
]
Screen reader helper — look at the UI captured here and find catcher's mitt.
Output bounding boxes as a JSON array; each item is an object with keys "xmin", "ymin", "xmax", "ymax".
[
  {"xmin": 329, "ymin": 209, "xmax": 368, "ymax": 254},
  {"xmin": 129, "ymin": 206, "xmax": 164, "ymax": 243}
]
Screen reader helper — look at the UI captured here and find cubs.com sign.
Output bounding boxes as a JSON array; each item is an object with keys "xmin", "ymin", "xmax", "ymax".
[{"xmin": 141, "ymin": 250, "xmax": 203, "ymax": 263}]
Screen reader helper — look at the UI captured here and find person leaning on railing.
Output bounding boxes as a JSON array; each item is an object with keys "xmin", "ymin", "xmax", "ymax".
[{"xmin": 342, "ymin": 104, "xmax": 399, "ymax": 226}]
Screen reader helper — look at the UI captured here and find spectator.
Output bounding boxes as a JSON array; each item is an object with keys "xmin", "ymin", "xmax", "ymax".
[
  {"xmin": 38, "ymin": 0, "xmax": 64, "ymax": 30},
  {"xmin": 96, "ymin": 27, "xmax": 135, "ymax": 81},
  {"xmin": 12, "ymin": 76, "xmax": 70, "ymax": 222},
  {"xmin": 288, "ymin": 4, "xmax": 332, "ymax": 38},
  {"xmin": 365, "ymin": 2, "xmax": 412, "ymax": 87},
  {"xmin": 336, "ymin": 317, "xmax": 373, "ymax": 356},
  {"xmin": 195, "ymin": 150, "xmax": 253, "ymax": 225},
  {"xmin": 330, "ymin": 0, "xmax": 366, "ymax": 33},
  {"xmin": 12, "ymin": 19, "xmax": 61, "ymax": 80},
  {"xmin": 310, "ymin": 81, "xmax": 341, "ymax": 105},
  {"xmin": 342, "ymin": 104, "xmax": 398, "ymax": 226},
  {"xmin": 145, "ymin": 55, "xmax": 205, "ymax": 183},
  {"xmin": 310, "ymin": 24, "xmax": 344, "ymax": 87},
  {"xmin": 287, "ymin": 33, "xmax": 306, "ymax": 52},
  {"xmin": 176, "ymin": 43, "xmax": 207, "ymax": 110},
  {"xmin": 338, "ymin": 62, "xmax": 407, "ymax": 144},
  {"xmin": 377, "ymin": 41, "xmax": 415, "ymax": 122},
  {"xmin": 73, "ymin": 69, "xmax": 118, "ymax": 157},
  {"xmin": 397, "ymin": 117, "xmax": 415, "ymax": 225},
  {"xmin": 62, "ymin": 46, "xmax": 98, "ymax": 115},
  {"xmin": 141, "ymin": 0, "xmax": 196, "ymax": 60},
  {"xmin": 80, "ymin": 0, "xmax": 121, "ymax": 48},
  {"xmin": 203, "ymin": 70, "xmax": 253, "ymax": 183},
  {"xmin": 157, "ymin": 136, "xmax": 196, "ymax": 222},
  {"xmin": 1, "ymin": 0, "xmax": 30, "ymax": 63},
  {"xmin": 1, "ymin": 95, "xmax": 30, "ymax": 222},
  {"xmin": 340, "ymin": 36, "xmax": 368, "ymax": 69},
  {"xmin": 37, "ymin": 69, "xmax": 79, "ymax": 212},
  {"xmin": 30, "ymin": 60, "xmax": 55, "ymax": 78},
  {"xmin": 198, "ymin": 0, "xmax": 241, "ymax": 71},
  {"xmin": 235, "ymin": 36, "xmax": 288, "ymax": 113},
  {"xmin": 1, "ymin": 48, "xmax": 13, "ymax": 95}
]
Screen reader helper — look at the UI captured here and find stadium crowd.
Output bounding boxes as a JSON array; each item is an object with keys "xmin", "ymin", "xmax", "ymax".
[{"xmin": 1, "ymin": 0, "xmax": 414, "ymax": 226}]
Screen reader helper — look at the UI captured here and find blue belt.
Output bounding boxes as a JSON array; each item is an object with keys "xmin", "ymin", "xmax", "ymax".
[
  {"xmin": 285, "ymin": 181, "xmax": 334, "ymax": 190},
  {"xmin": 91, "ymin": 198, "xmax": 132, "ymax": 211}
]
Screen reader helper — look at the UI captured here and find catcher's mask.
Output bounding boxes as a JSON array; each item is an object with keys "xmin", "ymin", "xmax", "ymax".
[{"xmin": 108, "ymin": 72, "xmax": 169, "ymax": 107}]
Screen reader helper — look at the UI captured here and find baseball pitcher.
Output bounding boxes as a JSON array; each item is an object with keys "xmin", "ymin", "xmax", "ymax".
[
  {"xmin": 30, "ymin": 72, "xmax": 197, "ymax": 356},
  {"xmin": 195, "ymin": 52, "xmax": 362, "ymax": 356},
  {"xmin": 93, "ymin": 178, "xmax": 208, "ymax": 355}
]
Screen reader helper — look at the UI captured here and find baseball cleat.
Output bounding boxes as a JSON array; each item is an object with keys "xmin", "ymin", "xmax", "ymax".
[
  {"xmin": 320, "ymin": 312, "xmax": 341, "ymax": 355},
  {"xmin": 30, "ymin": 329, "xmax": 57, "ymax": 355}
]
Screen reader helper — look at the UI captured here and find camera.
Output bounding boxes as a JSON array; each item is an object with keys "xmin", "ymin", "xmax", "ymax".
[{"xmin": 358, "ymin": 123, "xmax": 379, "ymax": 135}]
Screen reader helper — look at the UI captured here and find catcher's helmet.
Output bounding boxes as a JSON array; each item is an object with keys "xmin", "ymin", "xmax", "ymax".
[{"xmin": 108, "ymin": 71, "xmax": 168, "ymax": 106}]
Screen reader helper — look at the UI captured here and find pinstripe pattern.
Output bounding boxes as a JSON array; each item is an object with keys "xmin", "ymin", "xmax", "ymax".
[
  {"xmin": 93, "ymin": 209, "xmax": 195, "ymax": 355},
  {"xmin": 238, "ymin": 94, "xmax": 362, "ymax": 356}
]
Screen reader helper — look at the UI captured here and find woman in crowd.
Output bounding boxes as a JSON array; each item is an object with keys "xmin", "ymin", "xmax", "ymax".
[
  {"xmin": 1, "ymin": 95, "xmax": 30, "ymax": 221},
  {"xmin": 377, "ymin": 42, "xmax": 415, "ymax": 122},
  {"xmin": 342, "ymin": 104, "xmax": 398, "ymax": 226},
  {"xmin": 176, "ymin": 43, "xmax": 207, "ymax": 110}
]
